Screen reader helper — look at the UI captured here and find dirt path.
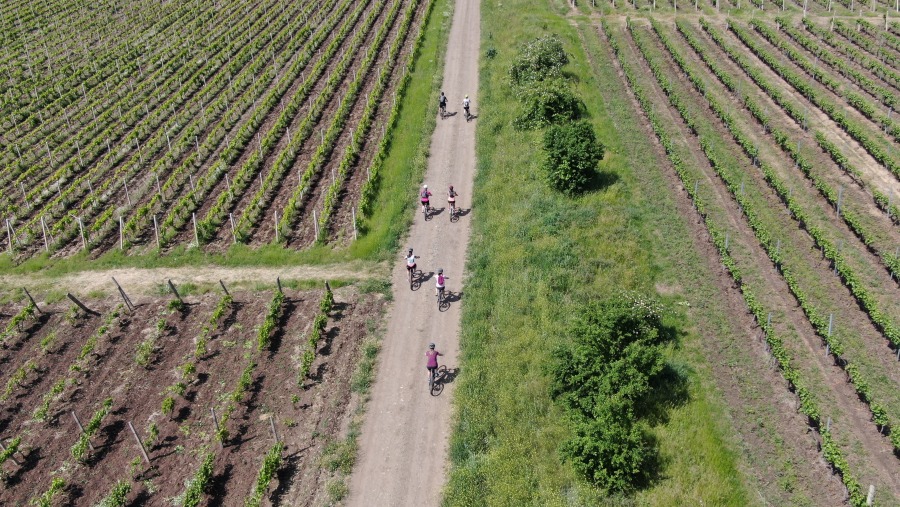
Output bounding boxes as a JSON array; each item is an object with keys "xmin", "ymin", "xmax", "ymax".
[
  {"xmin": 346, "ymin": 0, "xmax": 478, "ymax": 504},
  {"xmin": 0, "ymin": 262, "xmax": 380, "ymax": 302}
]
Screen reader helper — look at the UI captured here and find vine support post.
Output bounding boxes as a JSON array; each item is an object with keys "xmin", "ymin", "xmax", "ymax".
[
  {"xmin": 112, "ymin": 277, "xmax": 135, "ymax": 311},
  {"xmin": 168, "ymin": 280, "xmax": 183, "ymax": 304},
  {"xmin": 268, "ymin": 416, "xmax": 279, "ymax": 443},
  {"xmin": 867, "ymin": 485, "xmax": 875, "ymax": 506},
  {"xmin": 210, "ymin": 408, "xmax": 223, "ymax": 449},
  {"xmin": 352, "ymin": 208, "xmax": 358, "ymax": 241},
  {"xmin": 153, "ymin": 215, "xmax": 160, "ymax": 250},
  {"xmin": 156, "ymin": 173, "xmax": 162, "ymax": 199},
  {"xmin": 274, "ymin": 211, "xmax": 279, "ymax": 243},
  {"xmin": 229, "ymin": 213, "xmax": 236, "ymax": 244},
  {"xmin": 836, "ymin": 187, "xmax": 843, "ymax": 216},
  {"xmin": 313, "ymin": 210, "xmax": 319, "ymax": 241},
  {"xmin": 219, "ymin": 280, "xmax": 230, "ymax": 296},
  {"xmin": 78, "ymin": 217, "xmax": 87, "ymax": 251},
  {"xmin": 40, "ymin": 216, "xmax": 49, "ymax": 252},
  {"xmin": 67, "ymin": 293, "xmax": 99, "ymax": 316},
  {"xmin": 127, "ymin": 421, "xmax": 151, "ymax": 464},
  {"xmin": 71, "ymin": 411, "xmax": 95, "ymax": 451},
  {"xmin": 23, "ymin": 288, "xmax": 40, "ymax": 313},
  {"xmin": 119, "ymin": 216, "xmax": 124, "ymax": 250},
  {"xmin": 193, "ymin": 213, "xmax": 199, "ymax": 247},
  {"xmin": 124, "ymin": 179, "xmax": 131, "ymax": 206},
  {"xmin": 6, "ymin": 219, "xmax": 13, "ymax": 253},
  {"xmin": 827, "ymin": 313, "xmax": 834, "ymax": 338}
]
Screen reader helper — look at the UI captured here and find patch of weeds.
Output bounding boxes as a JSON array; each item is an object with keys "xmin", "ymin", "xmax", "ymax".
[
  {"xmin": 358, "ymin": 278, "xmax": 392, "ymax": 298},
  {"xmin": 135, "ymin": 337, "xmax": 156, "ymax": 367},
  {"xmin": 351, "ymin": 338, "xmax": 380, "ymax": 395},
  {"xmin": 326, "ymin": 479, "xmax": 349, "ymax": 503},
  {"xmin": 321, "ymin": 439, "xmax": 357, "ymax": 474}
]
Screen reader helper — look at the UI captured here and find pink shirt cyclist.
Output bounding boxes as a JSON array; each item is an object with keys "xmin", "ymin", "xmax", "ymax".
[{"xmin": 425, "ymin": 343, "xmax": 442, "ymax": 381}]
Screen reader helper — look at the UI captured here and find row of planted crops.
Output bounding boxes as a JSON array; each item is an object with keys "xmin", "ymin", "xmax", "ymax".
[
  {"xmin": 0, "ymin": 0, "xmax": 435, "ymax": 260},
  {"xmin": 0, "ymin": 279, "xmax": 365, "ymax": 505},
  {"xmin": 598, "ymin": 12, "xmax": 900, "ymax": 505}
]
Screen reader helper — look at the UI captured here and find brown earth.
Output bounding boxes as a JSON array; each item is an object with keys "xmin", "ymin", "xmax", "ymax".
[{"xmin": 0, "ymin": 284, "xmax": 385, "ymax": 506}]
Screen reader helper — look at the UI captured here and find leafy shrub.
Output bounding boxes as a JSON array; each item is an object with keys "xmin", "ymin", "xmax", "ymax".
[
  {"xmin": 541, "ymin": 121, "xmax": 605, "ymax": 195},
  {"xmin": 550, "ymin": 294, "xmax": 673, "ymax": 493},
  {"xmin": 513, "ymin": 78, "xmax": 583, "ymax": 130},
  {"xmin": 510, "ymin": 35, "xmax": 568, "ymax": 85}
]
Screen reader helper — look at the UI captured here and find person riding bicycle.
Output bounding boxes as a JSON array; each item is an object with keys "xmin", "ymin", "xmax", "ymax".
[
  {"xmin": 435, "ymin": 268, "xmax": 446, "ymax": 298},
  {"xmin": 420, "ymin": 184, "xmax": 432, "ymax": 214},
  {"xmin": 426, "ymin": 343, "xmax": 442, "ymax": 384},
  {"xmin": 447, "ymin": 185, "xmax": 458, "ymax": 214},
  {"xmin": 462, "ymin": 95, "xmax": 471, "ymax": 118},
  {"xmin": 405, "ymin": 248, "xmax": 417, "ymax": 276},
  {"xmin": 439, "ymin": 91, "xmax": 447, "ymax": 117}
]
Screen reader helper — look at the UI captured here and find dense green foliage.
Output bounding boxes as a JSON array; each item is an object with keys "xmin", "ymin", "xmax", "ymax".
[
  {"xmin": 542, "ymin": 121, "xmax": 605, "ymax": 195},
  {"xmin": 510, "ymin": 35, "xmax": 569, "ymax": 85},
  {"xmin": 550, "ymin": 295, "xmax": 673, "ymax": 493},
  {"xmin": 513, "ymin": 78, "xmax": 583, "ymax": 130}
]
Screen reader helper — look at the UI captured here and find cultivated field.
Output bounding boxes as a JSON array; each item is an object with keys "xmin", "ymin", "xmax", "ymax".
[
  {"xmin": 0, "ymin": 281, "xmax": 386, "ymax": 505},
  {"xmin": 0, "ymin": 0, "xmax": 431, "ymax": 261},
  {"xmin": 600, "ymin": 13, "xmax": 900, "ymax": 505}
]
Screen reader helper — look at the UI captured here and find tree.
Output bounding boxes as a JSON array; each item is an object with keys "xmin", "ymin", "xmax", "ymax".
[
  {"xmin": 513, "ymin": 78, "xmax": 583, "ymax": 130},
  {"xmin": 550, "ymin": 294, "xmax": 672, "ymax": 493},
  {"xmin": 510, "ymin": 35, "xmax": 569, "ymax": 85},
  {"xmin": 542, "ymin": 121, "xmax": 604, "ymax": 195}
]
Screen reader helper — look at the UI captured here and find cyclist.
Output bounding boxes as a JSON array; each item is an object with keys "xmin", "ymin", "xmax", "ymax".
[
  {"xmin": 435, "ymin": 268, "xmax": 446, "ymax": 298},
  {"xmin": 462, "ymin": 95, "xmax": 471, "ymax": 119},
  {"xmin": 405, "ymin": 248, "xmax": 418, "ymax": 278},
  {"xmin": 420, "ymin": 184, "xmax": 432, "ymax": 215},
  {"xmin": 439, "ymin": 91, "xmax": 447, "ymax": 118},
  {"xmin": 426, "ymin": 343, "xmax": 442, "ymax": 384},
  {"xmin": 447, "ymin": 185, "xmax": 458, "ymax": 216}
]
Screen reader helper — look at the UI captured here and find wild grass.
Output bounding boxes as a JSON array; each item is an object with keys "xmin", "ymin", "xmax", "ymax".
[{"xmin": 443, "ymin": 1, "xmax": 752, "ymax": 504}]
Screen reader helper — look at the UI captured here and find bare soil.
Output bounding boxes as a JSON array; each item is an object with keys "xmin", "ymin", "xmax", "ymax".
[{"xmin": 0, "ymin": 284, "xmax": 385, "ymax": 506}]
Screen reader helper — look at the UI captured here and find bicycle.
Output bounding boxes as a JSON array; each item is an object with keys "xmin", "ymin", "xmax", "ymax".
[
  {"xmin": 407, "ymin": 266, "xmax": 418, "ymax": 289},
  {"xmin": 439, "ymin": 104, "xmax": 447, "ymax": 119},
  {"xmin": 422, "ymin": 202, "xmax": 432, "ymax": 221},
  {"xmin": 429, "ymin": 365, "xmax": 448, "ymax": 395},
  {"xmin": 448, "ymin": 202, "xmax": 458, "ymax": 222},
  {"xmin": 436, "ymin": 286, "xmax": 446, "ymax": 309}
]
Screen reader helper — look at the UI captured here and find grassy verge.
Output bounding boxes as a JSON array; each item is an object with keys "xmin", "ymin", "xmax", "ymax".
[{"xmin": 443, "ymin": 2, "xmax": 752, "ymax": 505}]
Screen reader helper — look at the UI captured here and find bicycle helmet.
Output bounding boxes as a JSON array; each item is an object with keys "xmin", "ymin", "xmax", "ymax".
[
  {"xmin": 438, "ymin": 268, "xmax": 443, "ymax": 274},
  {"xmin": 429, "ymin": 343, "xmax": 435, "ymax": 349},
  {"xmin": 408, "ymin": 248, "xmax": 413, "ymax": 255},
  {"xmin": 423, "ymin": 184, "xmax": 428, "ymax": 189},
  {"xmin": 449, "ymin": 185, "xmax": 454, "ymax": 190}
]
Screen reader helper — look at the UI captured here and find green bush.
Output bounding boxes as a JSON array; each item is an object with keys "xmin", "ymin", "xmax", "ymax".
[
  {"xmin": 550, "ymin": 294, "xmax": 672, "ymax": 493},
  {"xmin": 510, "ymin": 35, "xmax": 568, "ymax": 85},
  {"xmin": 513, "ymin": 78, "xmax": 583, "ymax": 130},
  {"xmin": 542, "ymin": 121, "xmax": 605, "ymax": 195}
]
